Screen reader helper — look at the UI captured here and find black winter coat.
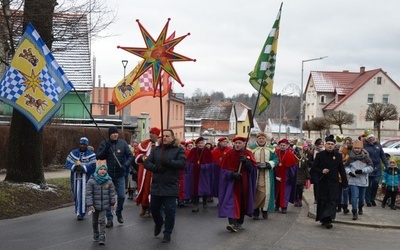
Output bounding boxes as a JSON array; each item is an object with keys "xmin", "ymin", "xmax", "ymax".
[
  {"xmin": 97, "ymin": 139, "xmax": 134, "ymax": 179},
  {"xmin": 312, "ymin": 149, "xmax": 348, "ymax": 201},
  {"xmin": 144, "ymin": 139, "xmax": 186, "ymax": 197}
]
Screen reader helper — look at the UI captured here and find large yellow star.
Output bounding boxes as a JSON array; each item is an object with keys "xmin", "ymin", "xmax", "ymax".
[
  {"xmin": 118, "ymin": 18, "xmax": 195, "ymax": 94},
  {"xmin": 19, "ymin": 69, "xmax": 43, "ymax": 93}
]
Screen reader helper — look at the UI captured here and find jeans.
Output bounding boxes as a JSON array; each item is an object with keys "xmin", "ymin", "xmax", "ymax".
[
  {"xmin": 106, "ymin": 175, "xmax": 125, "ymax": 221},
  {"xmin": 365, "ymin": 175, "xmax": 380, "ymax": 204},
  {"xmin": 349, "ymin": 185, "xmax": 366, "ymax": 210},
  {"xmin": 151, "ymin": 195, "xmax": 177, "ymax": 236}
]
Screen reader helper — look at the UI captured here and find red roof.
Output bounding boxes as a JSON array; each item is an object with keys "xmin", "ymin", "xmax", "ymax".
[{"xmin": 307, "ymin": 68, "xmax": 387, "ymax": 110}]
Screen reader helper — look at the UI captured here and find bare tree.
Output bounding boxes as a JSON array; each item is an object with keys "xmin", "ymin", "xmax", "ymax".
[
  {"xmin": 365, "ymin": 103, "xmax": 398, "ymax": 140},
  {"xmin": 310, "ymin": 117, "xmax": 330, "ymax": 138},
  {"xmin": 303, "ymin": 120, "xmax": 315, "ymax": 139},
  {"xmin": 324, "ymin": 110, "xmax": 355, "ymax": 134}
]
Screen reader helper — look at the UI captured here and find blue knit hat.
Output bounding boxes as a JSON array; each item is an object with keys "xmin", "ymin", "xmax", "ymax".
[
  {"xmin": 79, "ymin": 137, "xmax": 89, "ymax": 145},
  {"xmin": 96, "ymin": 164, "xmax": 108, "ymax": 173}
]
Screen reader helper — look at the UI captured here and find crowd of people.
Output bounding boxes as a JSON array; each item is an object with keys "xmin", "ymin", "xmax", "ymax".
[{"xmin": 65, "ymin": 127, "xmax": 399, "ymax": 245}]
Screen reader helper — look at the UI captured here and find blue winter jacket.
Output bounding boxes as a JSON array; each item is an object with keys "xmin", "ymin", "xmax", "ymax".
[
  {"xmin": 382, "ymin": 167, "xmax": 400, "ymax": 191},
  {"xmin": 363, "ymin": 140, "xmax": 388, "ymax": 177}
]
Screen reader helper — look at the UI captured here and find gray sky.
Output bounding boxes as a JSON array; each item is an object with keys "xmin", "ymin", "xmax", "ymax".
[{"xmin": 92, "ymin": 0, "xmax": 400, "ymax": 98}]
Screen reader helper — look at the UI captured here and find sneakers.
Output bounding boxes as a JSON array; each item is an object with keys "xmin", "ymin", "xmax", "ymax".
[
  {"xmin": 162, "ymin": 235, "xmax": 171, "ymax": 243},
  {"xmin": 106, "ymin": 221, "xmax": 113, "ymax": 228},
  {"xmin": 98, "ymin": 235, "xmax": 105, "ymax": 245},
  {"xmin": 154, "ymin": 222, "xmax": 164, "ymax": 236},
  {"xmin": 77, "ymin": 215, "xmax": 84, "ymax": 220},
  {"xmin": 226, "ymin": 224, "xmax": 238, "ymax": 232},
  {"xmin": 93, "ymin": 233, "xmax": 99, "ymax": 242},
  {"xmin": 117, "ymin": 214, "xmax": 124, "ymax": 224}
]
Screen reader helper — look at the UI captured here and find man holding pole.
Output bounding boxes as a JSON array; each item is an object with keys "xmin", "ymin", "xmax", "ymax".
[{"xmin": 218, "ymin": 136, "xmax": 257, "ymax": 232}]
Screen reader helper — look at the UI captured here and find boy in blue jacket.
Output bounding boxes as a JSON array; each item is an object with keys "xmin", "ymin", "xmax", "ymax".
[{"xmin": 382, "ymin": 157, "xmax": 400, "ymax": 210}]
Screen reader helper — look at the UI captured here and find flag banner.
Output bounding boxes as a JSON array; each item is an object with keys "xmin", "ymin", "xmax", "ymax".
[
  {"xmin": 112, "ymin": 63, "xmax": 172, "ymax": 112},
  {"xmin": 0, "ymin": 23, "xmax": 74, "ymax": 130},
  {"xmin": 249, "ymin": 3, "xmax": 282, "ymax": 115}
]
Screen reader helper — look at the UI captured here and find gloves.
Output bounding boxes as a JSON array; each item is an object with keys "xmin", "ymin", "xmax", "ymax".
[
  {"xmin": 239, "ymin": 155, "xmax": 247, "ymax": 163},
  {"xmin": 265, "ymin": 162, "xmax": 272, "ymax": 170},
  {"xmin": 349, "ymin": 172, "xmax": 356, "ymax": 177},
  {"xmin": 257, "ymin": 162, "xmax": 266, "ymax": 169},
  {"xmin": 75, "ymin": 165, "xmax": 82, "ymax": 172},
  {"xmin": 355, "ymin": 169, "xmax": 362, "ymax": 174},
  {"xmin": 161, "ymin": 158, "xmax": 170, "ymax": 167},
  {"xmin": 230, "ymin": 172, "xmax": 242, "ymax": 181}
]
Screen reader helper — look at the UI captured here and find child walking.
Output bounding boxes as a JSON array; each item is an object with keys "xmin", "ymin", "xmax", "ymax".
[
  {"xmin": 86, "ymin": 164, "xmax": 116, "ymax": 245},
  {"xmin": 382, "ymin": 157, "xmax": 400, "ymax": 210}
]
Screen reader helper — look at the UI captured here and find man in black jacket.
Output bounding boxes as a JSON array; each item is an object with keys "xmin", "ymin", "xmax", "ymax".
[
  {"xmin": 97, "ymin": 126, "xmax": 133, "ymax": 227},
  {"xmin": 144, "ymin": 129, "xmax": 186, "ymax": 243}
]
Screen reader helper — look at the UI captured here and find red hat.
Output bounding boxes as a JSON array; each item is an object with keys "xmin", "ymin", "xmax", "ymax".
[
  {"xmin": 232, "ymin": 136, "xmax": 247, "ymax": 142},
  {"xmin": 195, "ymin": 136, "xmax": 205, "ymax": 144},
  {"xmin": 149, "ymin": 127, "xmax": 161, "ymax": 136},
  {"xmin": 218, "ymin": 137, "xmax": 228, "ymax": 142},
  {"xmin": 180, "ymin": 140, "xmax": 186, "ymax": 146},
  {"xmin": 186, "ymin": 141, "xmax": 194, "ymax": 145},
  {"xmin": 278, "ymin": 138, "xmax": 289, "ymax": 145}
]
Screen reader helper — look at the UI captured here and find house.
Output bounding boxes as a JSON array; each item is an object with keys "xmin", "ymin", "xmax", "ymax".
[
  {"xmin": 184, "ymin": 100, "xmax": 235, "ymax": 143},
  {"xmin": 304, "ymin": 67, "xmax": 400, "ymax": 139}
]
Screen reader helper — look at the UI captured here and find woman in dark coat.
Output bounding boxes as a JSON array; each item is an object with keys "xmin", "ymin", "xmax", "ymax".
[{"xmin": 311, "ymin": 135, "xmax": 348, "ymax": 229}]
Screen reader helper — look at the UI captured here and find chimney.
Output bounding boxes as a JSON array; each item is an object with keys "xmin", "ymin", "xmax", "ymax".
[{"xmin": 360, "ymin": 66, "xmax": 365, "ymax": 74}]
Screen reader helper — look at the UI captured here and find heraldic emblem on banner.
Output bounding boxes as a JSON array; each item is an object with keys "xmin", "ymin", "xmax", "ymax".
[{"xmin": 0, "ymin": 23, "xmax": 74, "ymax": 130}]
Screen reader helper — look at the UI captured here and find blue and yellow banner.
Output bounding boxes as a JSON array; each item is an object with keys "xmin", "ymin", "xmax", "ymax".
[{"xmin": 0, "ymin": 23, "xmax": 73, "ymax": 130}]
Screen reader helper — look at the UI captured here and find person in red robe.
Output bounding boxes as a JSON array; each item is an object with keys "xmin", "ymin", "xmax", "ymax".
[
  {"xmin": 218, "ymin": 136, "xmax": 257, "ymax": 232},
  {"xmin": 185, "ymin": 137, "xmax": 218, "ymax": 212},
  {"xmin": 134, "ymin": 127, "xmax": 160, "ymax": 217},
  {"xmin": 212, "ymin": 137, "xmax": 232, "ymax": 197},
  {"xmin": 274, "ymin": 138, "xmax": 298, "ymax": 214}
]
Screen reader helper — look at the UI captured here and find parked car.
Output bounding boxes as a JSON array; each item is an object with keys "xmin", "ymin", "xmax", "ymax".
[
  {"xmin": 382, "ymin": 138, "xmax": 400, "ymax": 148},
  {"xmin": 382, "ymin": 141, "xmax": 400, "ymax": 160}
]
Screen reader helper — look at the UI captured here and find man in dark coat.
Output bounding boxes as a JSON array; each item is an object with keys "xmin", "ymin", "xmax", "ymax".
[
  {"xmin": 144, "ymin": 129, "xmax": 186, "ymax": 243},
  {"xmin": 97, "ymin": 126, "xmax": 133, "ymax": 227},
  {"xmin": 218, "ymin": 136, "xmax": 257, "ymax": 232},
  {"xmin": 312, "ymin": 135, "xmax": 348, "ymax": 229}
]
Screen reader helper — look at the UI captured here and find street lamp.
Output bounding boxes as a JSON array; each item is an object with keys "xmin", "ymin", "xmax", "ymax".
[
  {"xmin": 299, "ymin": 56, "xmax": 328, "ymax": 140},
  {"xmin": 121, "ymin": 60, "xmax": 128, "ymax": 133}
]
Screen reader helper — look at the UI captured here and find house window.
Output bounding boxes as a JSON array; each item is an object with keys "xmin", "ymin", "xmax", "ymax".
[
  {"xmin": 383, "ymin": 94, "xmax": 389, "ymax": 104},
  {"xmin": 109, "ymin": 102, "xmax": 115, "ymax": 115},
  {"xmin": 377, "ymin": 77, "xmax": 382, "ymax": 85},
  {"xmin": 367, "ymin": 94, "xmax": 374, "ymax": 104},
  {"xmin": 320, "ymin": 95, "xmax": 326, "ymax": 103},
  {"xmin": 242, "ymin": 126, "xmax": 245, "ymax": 133}
]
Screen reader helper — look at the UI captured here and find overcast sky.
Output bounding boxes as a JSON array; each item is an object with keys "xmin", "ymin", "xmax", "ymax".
[{"xmin": 91, "ymin": 0, "xmax": 400, "ymax": 98}]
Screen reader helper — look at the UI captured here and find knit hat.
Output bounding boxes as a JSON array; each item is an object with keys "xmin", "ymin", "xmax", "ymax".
[
  {"xmin": 389, "ymin": 156, "xmax": 398, "ymax": 163},
  {"xmin": 108, "ymin": 126, "xmax": 118, "ymax": 136},
  {"xmin": 353, "ymin": 140, "xmax": 363, "ymax": 148},
  {"xmin": 302, "ymin": 143, "xmax": 308, "ymax": 149},
  {"xmin": 79, "ymin": 137, "xmax": 89, "ymax": 146},
  {"xmin": 325, "ymin": 134, "xmax": 336, "ymax": 143},
  {"xmin": 364, "ymin": 130, "xmax": 374, "ymax": 139},
  {"xmin": 315, "ymin": 138, "xmax": 323, "ymax": 146},
  {"xmin": 149, "ymin": 127, "xmax": 161, "ymax": 136},
  {"xmin": 96, "ymin": 164, "xmax": 108, "ymax": 173}
]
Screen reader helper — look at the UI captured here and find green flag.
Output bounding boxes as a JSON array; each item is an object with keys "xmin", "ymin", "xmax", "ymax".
[{"xmin": 249, "ymin": 3, "xmax": 282, "ymax": 115}]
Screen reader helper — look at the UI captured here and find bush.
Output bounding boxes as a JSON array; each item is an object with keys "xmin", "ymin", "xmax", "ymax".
[{"xmin": 0, "ymin": 125, "xmax": 131, "ymax": 170}]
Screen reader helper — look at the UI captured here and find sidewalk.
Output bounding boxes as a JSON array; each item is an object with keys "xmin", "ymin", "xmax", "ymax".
[{"xmin": 303, "ymin": 187, "xmax": 400, "ymax": 229}]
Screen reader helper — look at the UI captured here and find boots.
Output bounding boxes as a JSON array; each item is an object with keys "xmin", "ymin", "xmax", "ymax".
[
  {"xmin": 358, "ymin": 206, "xmax": 363, "ymax": 215},
  {"xmin": 342, "ymin": 205, "xmax": 350, "ymax": 214},
  {"xmin": 336, "ymin": 204, "xmax": 341, "ymax": 213},
  {"xmin": 352, "ymin": 209, "xmax": 358, "ymax": 220}
]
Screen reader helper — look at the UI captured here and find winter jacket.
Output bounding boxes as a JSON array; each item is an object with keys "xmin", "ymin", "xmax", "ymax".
[
  {"xmin": 344, "ymin": 150, "xmax": 373, "ymax": 187},
  {"xmin": 363, "ymin": 140, "xmax": 388, "ymax": 177},
  {"xmin": 296, "ymin": 151, "xmax": 311, "ymax": 186},
  {"xmin": 144, "ymin": 138, "xmax": 186, "ymax": 197},
  {"xmin": 96, "ymin": 139, "xmax": 134, "ymax": 179},
  {"xmin": 382, "ymin": 167, "xmax": 400, "ymax": 191},
  {"xmin": 86, "ymin": 176, "xmax": 116, "ymax": 211}
]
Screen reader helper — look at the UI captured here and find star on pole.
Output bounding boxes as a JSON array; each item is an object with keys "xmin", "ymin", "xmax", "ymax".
[{"xmin": 118, "ymin": 18, "xmax": 195, "ymax": 95}]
